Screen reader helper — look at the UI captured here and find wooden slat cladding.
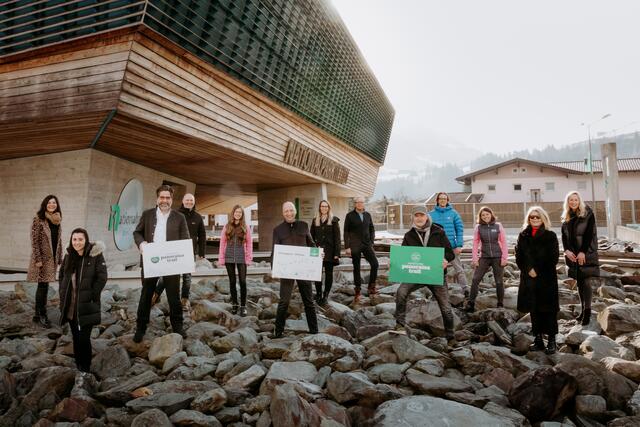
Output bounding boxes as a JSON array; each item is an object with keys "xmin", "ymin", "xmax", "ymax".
[
  {"xmin": 121, "ymin": 34, "xmax": 379, "ymax": 195},
  {"xmin": 0, "ymin": 43, "xmax": 130, "ymax": 123},
  {"xmin": 0, "ymin": 112, "xmax": 105, "ymax": 160},
  {"xmin": 97, "ymin": 113, "xmax": 319, "ymax": 188}
]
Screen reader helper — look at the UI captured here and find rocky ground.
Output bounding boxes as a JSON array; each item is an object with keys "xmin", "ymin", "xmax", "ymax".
[{"xmin": 1, "ymin": 254, "xmax": 640, "ymax": 426}]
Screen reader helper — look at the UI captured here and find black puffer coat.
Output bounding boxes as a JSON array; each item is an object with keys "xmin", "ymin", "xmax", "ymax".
[
  {"xmin": 310, "ymin": 216, "xmax": 341, "ymax": 263},
  {"xmin": 59, "ymin": 241, "xmax": 108, "ymax": 327},
  {"xmin": 515, "ymin": 226, "xmax": 559, "ymax": 313},
  {"xmin": 561, "ymin": 205, "xmax": 599, "ymax": 279}
]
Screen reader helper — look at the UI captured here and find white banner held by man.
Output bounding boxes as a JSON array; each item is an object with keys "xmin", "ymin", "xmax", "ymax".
[
  {"xmin": 271, "ymin": 244, "xmax": 322, "ymax": 282},
  {"xmin": 142, "ymin": 239, "xmax": 195, "ymax": 278}
]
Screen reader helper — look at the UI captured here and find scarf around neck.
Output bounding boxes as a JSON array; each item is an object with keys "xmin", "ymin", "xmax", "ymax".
[{"xmin": 45, "ymin": 211, "xmax": 61, "ymax": 225}]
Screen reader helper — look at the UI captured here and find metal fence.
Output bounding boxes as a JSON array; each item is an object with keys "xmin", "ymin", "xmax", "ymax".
[{"xmin": 387, "ymin": 200, "xmax": 640, "ymax": 230}]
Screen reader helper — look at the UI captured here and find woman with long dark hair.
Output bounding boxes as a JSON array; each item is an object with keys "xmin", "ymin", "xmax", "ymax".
[
  {"xmin": 59, "ymin": 228, "xmax": 107, "ymax": 372},
  {"xmin": 561, "ymin": 190, "xmax": 599, "ymax": 325},
  {"xmin": 515, "ymin": 207, "xmax": 560, "ymax": 354},
  {"xmin": 310, "ymin": 200, "xmax": 341, "ymax": 306},
  {"xmin": 219, "ymin": 205, "xmax": 253, "ymax": 316},
  {"xmin": 27, "ymin": 195, "xmax": 63, "ymax": 327}
]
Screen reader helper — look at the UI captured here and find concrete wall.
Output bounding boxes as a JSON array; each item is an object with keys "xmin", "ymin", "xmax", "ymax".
[
  {"xmin": 2, "ymin": 150, "xmax": 92, "ymax": 270},
  {"xmin": 471, "ymin": 166, "xmax": 640, "ymax": 203},
  {"xmin": 256, "ymin": 184, "xmax": 357, "ymax": 251},
  {"xmin": 85, "ymin": 150, "xmax": 194, "ymax": 267},
  {"xmin": 0, "ymin": 149, "xmax": 194, "ymax": 271}
]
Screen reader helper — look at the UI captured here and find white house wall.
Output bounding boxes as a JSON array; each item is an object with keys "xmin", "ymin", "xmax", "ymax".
[{"xmin": 470, "ymin": 163, "xmax": 639, "ymax": 203}]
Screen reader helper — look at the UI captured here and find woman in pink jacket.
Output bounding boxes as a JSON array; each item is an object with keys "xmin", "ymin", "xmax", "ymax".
[
  {"xmin": 465, "ymin": 206, "xmax": 508, "ymax": 312},
  {"xmin": 219, "ymin": 205, "xmax": 253, "ymax": 316}
]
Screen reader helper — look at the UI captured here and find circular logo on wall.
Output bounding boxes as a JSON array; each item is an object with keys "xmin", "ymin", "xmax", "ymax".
[{"xmin": 108, "ymin": 179, "xmax": 143, "ymax": 251}]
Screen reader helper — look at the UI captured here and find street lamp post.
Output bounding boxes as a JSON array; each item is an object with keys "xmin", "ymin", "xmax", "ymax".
[{"xmin": 582, "ymin": 113, "xmax": 611, "ymax": 207}]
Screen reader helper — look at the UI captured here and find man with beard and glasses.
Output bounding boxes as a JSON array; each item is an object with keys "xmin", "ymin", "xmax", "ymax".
[
  {"xmin": 132, "ymin": 185, "xmax": 190, "ymax": 342},
  {"xmin": 152, "ymin": 193, "xmax": 206, "ymax": 311}
]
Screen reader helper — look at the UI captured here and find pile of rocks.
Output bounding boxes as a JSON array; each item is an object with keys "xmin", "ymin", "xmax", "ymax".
[{"xmin": 1, "ymin": 258, "xmax": 640, "ymax": 426}]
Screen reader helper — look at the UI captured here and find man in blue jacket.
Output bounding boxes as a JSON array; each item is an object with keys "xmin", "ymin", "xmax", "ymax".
[{"xmin": 429, "ymin": 192, "xmax": 468, "ymax": 294}]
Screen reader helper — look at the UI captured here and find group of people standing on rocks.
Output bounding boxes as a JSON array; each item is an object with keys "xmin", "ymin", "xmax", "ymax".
[{"xmin": 27, "ymin": 184, "xmax": 599, "ymax": 372}]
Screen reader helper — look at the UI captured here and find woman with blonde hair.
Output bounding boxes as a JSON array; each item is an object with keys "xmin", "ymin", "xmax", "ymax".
[
  {"xmin": 466, "ymin": 206, "xmax": 508, "ymax": 312},
  {"xmin": 310, "ymin": 200, "xmax": 341, "ymax": 306},
  {"xmin": 515, "ymin": 206, "xmax": 560, "ymax": 354},
  {"xmin": 561, "ymin": 191, "xmax": 599, "ymax": 325},
  {"xmin": 219, "ymin": 205, "xmax": 253, "ymax": 316}
]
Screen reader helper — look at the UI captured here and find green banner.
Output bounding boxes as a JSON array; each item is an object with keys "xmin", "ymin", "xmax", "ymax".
[{"xmin": 389, "ymin": 246, "xmax": 445, "ymax": 285}]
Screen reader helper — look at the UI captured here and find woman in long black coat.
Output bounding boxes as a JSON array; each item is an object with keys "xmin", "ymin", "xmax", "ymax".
[
  {"xmin": 561, "ymin": 191, "xmax": 599, "ymax": 325},
  {"xmin": 310, "ymin": 200, "xmax": 341, "ymax": 306},
  {"xmin": 59, "ymin": 228, "xmax": 107, "ymax": 372},
  {"xmin": 515, "ymin": 207, "xmax": 560, "ymax": 354}
]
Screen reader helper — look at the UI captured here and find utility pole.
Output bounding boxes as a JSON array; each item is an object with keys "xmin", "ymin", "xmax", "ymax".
[{"xmin": 601, "ymin": 142, "xmax": 621, "ymax": 239}]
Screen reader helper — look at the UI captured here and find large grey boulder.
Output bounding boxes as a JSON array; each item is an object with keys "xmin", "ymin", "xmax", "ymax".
[
  {"xmin": 371, "ymin": 395, "xmax": 513, "ymax": 426},
  {"xmin": 598, "ymin": 303, "xmax": 640, "ymax": 338}
]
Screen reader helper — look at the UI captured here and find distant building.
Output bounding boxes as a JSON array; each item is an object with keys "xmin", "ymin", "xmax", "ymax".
[{"xmin": 455, "ymin": 157, "xmax": 640, "ymax": 203}]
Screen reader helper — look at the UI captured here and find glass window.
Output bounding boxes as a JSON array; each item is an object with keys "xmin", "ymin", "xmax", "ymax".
[
  {"xmin": 514, "ymin": 184, "xmax": 522, "ymax": 191},
  {"xmin": 545, "ymin": 182, "xmax": 555, "ymax": 191},
  {"xmin": 488, "ymin": 184, "xmax": 496, "ymax": 192}
]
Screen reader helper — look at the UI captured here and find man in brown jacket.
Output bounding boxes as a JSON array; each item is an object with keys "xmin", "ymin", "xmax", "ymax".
[{"xmin": 132, "ymin": 185, "xmax": 190, "ymax": 342}]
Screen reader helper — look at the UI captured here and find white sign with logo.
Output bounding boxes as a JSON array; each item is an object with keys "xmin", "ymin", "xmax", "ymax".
[
  {"xmin": 109, "ymin": 179, "xmax": 143, "ymax": 251},
  {"xmin": 271, "ymin": 244, "xmax": 322, "ymax": 282},
  {"xmin": 142, "ymin": 239, "xmax": 195, "ymax": 278}
]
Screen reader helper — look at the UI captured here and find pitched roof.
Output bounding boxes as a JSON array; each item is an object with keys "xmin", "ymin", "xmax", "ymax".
[
  {"xmin": 455, "ymin": 158, "xmax": 578, "ymax": 183},
  {"xmin": 425, "ymin": 192, "xmax": 484, "ymax": 203},
  {"xmin": 549, "ymin": 158, "xmax": 640, "ymax": 173},
  {"xmin": 456, "ymin": 157, "xmax": 640, "ymax": 183}
]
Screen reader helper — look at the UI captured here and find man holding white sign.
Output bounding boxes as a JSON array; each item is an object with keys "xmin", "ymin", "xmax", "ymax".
[
  {"xmin": 270, "ymin": 201, "xmax": 318, "ymax": 338},
  {"xmin": 132, "ymin": 185, "xmax": 190, "ymax": 343}
]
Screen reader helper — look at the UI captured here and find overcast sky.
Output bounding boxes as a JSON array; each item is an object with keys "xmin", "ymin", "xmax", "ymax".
[{"xmin": 331, "ymin": 0, "xmax": 640, "ymax": 170}]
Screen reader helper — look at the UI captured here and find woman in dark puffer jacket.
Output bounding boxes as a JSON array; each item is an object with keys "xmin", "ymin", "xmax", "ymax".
[
  {"xmin": 59, "ymin": 228, "xmax": 107, "ymax": 372},
  {"xmin": 561, "ymin": 190, "xmax": 599, "ymax": 325}
]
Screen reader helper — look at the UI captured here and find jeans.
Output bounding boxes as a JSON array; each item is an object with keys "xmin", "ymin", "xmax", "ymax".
[
  {"xmin": 351, "ymin": 244, "xmax": 379, "ymax": 291},
  {"xmin": 470, "ymin": 258, "xmax": 504, "ymax": 305},
  {"xmin": 35, "ymin": 282, "xmax": 49, "ymax": 315},
  {"xmin": 315, "ymin": 262, "xmax": 335, "ymax": 298},
  {"xmin": 395, "ymin": 281, "xmax": 454, "ymax": 337},
  {"xmin": 68, "ymin": 319, "xmax": 92, "ymax": 372},
  {"xmin": 137, "ymin": 275, "xmax": 183, "ymax": 333},
  {"xmin": 226, "ymin": 263, "xmax": 247, "ymax": 306},
  {"xmin": 449, "ymin": 253, "xmax": 468, "ymax": 290},
  {"xmin": 274, "ymin": 279, "xmax": 318, "ymax": 335},
  {"xmin": 155, "ymin": 273, "xmax": 191, "ymax": 299}
]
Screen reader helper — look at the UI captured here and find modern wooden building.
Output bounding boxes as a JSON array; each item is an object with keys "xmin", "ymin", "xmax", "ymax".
[{"xmin": 0, "ymin": 0, "xmax": 394, "ymax": 269}]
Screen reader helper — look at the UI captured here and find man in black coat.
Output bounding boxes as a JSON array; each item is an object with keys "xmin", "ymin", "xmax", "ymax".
[
  {"xmin": 344, "ymin": 196, "xmax": 379, "ymax": 303},
  {"xmin": 153, "ymin": 193, "xmax": 207, "ymax": 309},
  {"xmin": 394, "ymin": 206, "xmax": 457, "ymax": 344},
  {"xmin": 271, "ymin": 201, "xmax": 318, "ymax": 338},
  {"xmin": 132, "ymin": 185, "xmax": 190, "ymax": 342}
]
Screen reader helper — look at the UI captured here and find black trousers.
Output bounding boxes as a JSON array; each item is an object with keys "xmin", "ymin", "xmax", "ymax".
[
  {"xmin": 315, "ymin": 262, "xmax": 335, "ymax": 298},
  {"xmin": 577, "ymin": 277, "xmax": 592, "ymax": 312},
  {"xmin": 137, "ymin": 275, "xmax": 182, "ymax": 332},
  {"xmin": 35, "ymin": 282, "xmax": 49, "ymax": 315},
  {"xmin": 155, "ymin": 273, "xmax": 191, "ymax": 299},
  {"xmin": 226, "ymin": 263, "xmax": 247, "ymax": 306},
  {"xmin": 68, "ymin": 319, "xmax": 92, "ymax": 372},
  {"xmin": 531, "ymin": 310, "xmax": 558, "ymax": 336},
  {"xmin": 351, "ymin": 244, "xmax": 379, "ymax": 290},
  {"xmin": 274, "ymin": 279, "xmax": 318, "ymax": 335}
]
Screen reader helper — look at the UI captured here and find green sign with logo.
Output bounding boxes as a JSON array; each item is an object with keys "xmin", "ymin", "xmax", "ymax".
[{"xmin": 389, "ymin": 246, "xmax": 445, "ymax": 285}]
